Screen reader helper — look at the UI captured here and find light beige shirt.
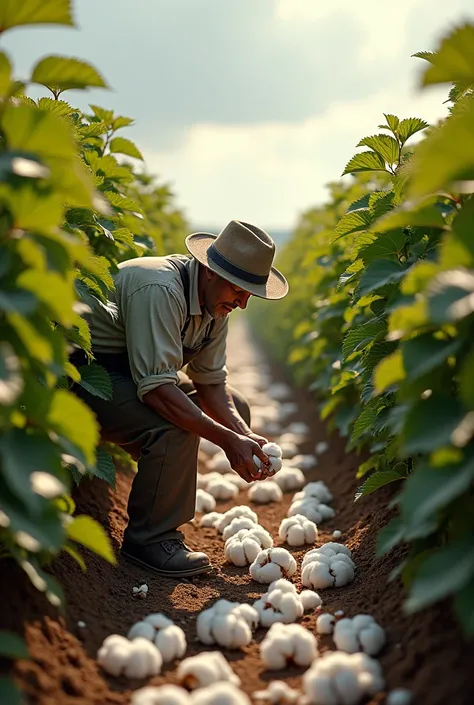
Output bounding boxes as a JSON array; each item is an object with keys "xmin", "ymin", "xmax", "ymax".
[{"xmin": 83, "ymin": 255, "xmax": 228, "ymax": 400}]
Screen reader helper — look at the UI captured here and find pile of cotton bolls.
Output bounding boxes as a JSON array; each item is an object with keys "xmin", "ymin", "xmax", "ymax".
[
  {"xmin": 127, "ymin": 613, "xmax": 186, "ymax": 663},
  {"xmin": 301, "ymin": 542, "xmax": 356, "ymax": 589},
  {"xmin": 225, "ymin": 526, "xmax": 273, "ymax": 566},
  {"xmin": 302, "ymin": 651, "xmax": 385, "ymax": 705},
  {"xmin": 250, "ymin": 547, "xmax": 297, "ymax": 583},
  {"xmin": 260, "ymin": 622, "xmax": 318, "ymax": 669},
  {"xmin": 196, "ymin": 600, "xmax": 259, "ymax": 649},
  {"xmin": 287, "ymin": 481, "xmax": 336, "ymax": 524},
  {"xmin": 253, "ymin": 578, "xmax": 321, "ymax": 626}
]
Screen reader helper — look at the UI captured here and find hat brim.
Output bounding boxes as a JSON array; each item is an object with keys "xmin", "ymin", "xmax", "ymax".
[{"xmin": 185, "ymin": 232, "xmax": 289, "ymax": 300}]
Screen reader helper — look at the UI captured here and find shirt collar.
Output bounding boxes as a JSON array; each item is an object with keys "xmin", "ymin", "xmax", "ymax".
[{"xmin": 187, "ymin": 257, "xmax": 213, "ymax": 321}]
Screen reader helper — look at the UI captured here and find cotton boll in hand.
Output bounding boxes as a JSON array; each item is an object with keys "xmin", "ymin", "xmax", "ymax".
[
  {"xmin": 260, "ymin": 623, "xmax": 318, "ymax": 670},
  {"xmin": 333, "ymin": 615, "xmax": 386, "ymax": 656},
  {"xmin": 196, "ymin": 489, "xmax": 217, "ymax": 513},
  {"xmin": 278, "ymin": 515, "xmax": 318, "ymax": 547},
  {"xmin": 249, "ymin": 547, "xmax": 297, "ymax": 583},
  {"xmin": 254, "ymin": 443, "xmax": 283, "ymax": 475},
  {"xmin": 190, "ymin": 682, "xmax": 251, "ymax": 705},
  {"xmin": 177, "ymin": 651, "xmax": 240, "ymax": 689},
  {"xmin": 131, "ymin": 684, "xmax": 190, "ymax": 705},
  {"xmin": 248, "ymin": 481, "xmax": 283, "ymax": 504}
]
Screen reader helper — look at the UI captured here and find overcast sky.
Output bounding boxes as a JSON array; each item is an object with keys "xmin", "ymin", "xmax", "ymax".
[{"xmin": 5, "ymin": 0, "xmax": 474, "ymax": 231}]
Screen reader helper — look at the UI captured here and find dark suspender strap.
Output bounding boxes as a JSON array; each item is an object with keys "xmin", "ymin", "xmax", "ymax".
[{"xmin": 168, "ymin": 257, "xmax": 191, "ymax": 339}]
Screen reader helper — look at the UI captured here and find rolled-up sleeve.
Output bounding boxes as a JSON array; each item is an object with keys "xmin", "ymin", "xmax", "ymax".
[
  {"xmin": 186, "ymin": 317, "xmax": 228, "ymax": 385},
  {"xmin": 122, "ymin": 284, "xmax": 185, "ymax": 400}
]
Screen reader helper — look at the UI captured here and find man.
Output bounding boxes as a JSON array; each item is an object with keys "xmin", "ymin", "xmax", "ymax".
[{"xmin": 73, "ymin": 220, "xmax": 289, "ymax": 578}]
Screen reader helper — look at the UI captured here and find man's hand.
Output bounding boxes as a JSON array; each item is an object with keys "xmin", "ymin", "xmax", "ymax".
[
  {"xmin": 245, "ymin": 431, "xmax": 268, "ymax": 447},
  {"xmin": 222, "ymin": 433, "xmax": 272, "ymax": 483}
]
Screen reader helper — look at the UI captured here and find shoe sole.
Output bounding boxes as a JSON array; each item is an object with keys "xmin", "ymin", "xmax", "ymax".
[{"xmin": 120, "ymin": 549, "xmax": 213, "ymax": 578}]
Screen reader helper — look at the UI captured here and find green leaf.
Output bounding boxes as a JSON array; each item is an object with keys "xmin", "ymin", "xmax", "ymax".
[
  {"xmin": 346, "ymin": 194, "xmax": 371, "ymax": 213},
  {"xmin": 112, "ymin": 115, "xmax": 134, "ymax": 130},
  {"xmin": 368, "ymin": 190, "xmax": 394, "ymax": 220},
  {"xmin": 403, "ymin": 394, "xmax": 466, "ymax": 455},
  {"xmin": 94, "ymin": 446, "xmax": 116, "ymax": 488},
  {"xmin": 428, "ymin": 269, "xmax": 474, "ymax": 323},
  {"xmin": 17, "ymin": 270, "xmax": 75, "ymax": 326},
  {"xmin": 47, "ymin": 390, "xmax": 99, "ymax": 465},
  {"xmin": 452, "ymin": 197, "xmax": 474, "ymax": 261},
  {"xmin": 109, "ymin": 136, "xmax": 143, "ymax": 160},
  {"xmin": 0, "ymin": 632, "xmax": 28, "ymax": 659},
  {"xmin": 459, "ymin": 350, "xmax": 474, "ymax": 410},
  {"xmin": 0, "ymin": 342, "xmax": 23, "ymax": 406},
  {"xmin": 0, "ymin": 51, "xmax": 12, "ymax": 96},
  {"xmin": 31, "ymin": 56, "xmax": 107, "ymax": 92},
  {"xmin": 376, "ymin": 517, "xmax": 405, "ymax": 557},
  {"xmin": 421, "ymin": 24, "xmax": 474, "ymax": 87},
  {"xmin": 409, "ymin": 98, "xmax": 474, "ymax": 198},
  {"xmin": 351, "ymin": 401, "xmax": 384, "ymax": 444},
  {"xmin": 7, "ymin": 312, "xmax": 53, "ymax": 363},
  {"xmin": 342, "ymin": 150, "xmax": 387, "ymax": 176},
  {"xmin": 402, "ymin": 333, "xmax": 462, "ymax": 380},
  {"xmin": 0, "ymin": 677, "xmax": 22, "ymax": 705},
  {"xmin": 342, "ymin": 319, "xmax": 386, "ymax": 360},
  {"xmin": 397, "ymin": 117, "xmax": 429, "ymax": 146},
  {"xmin": 78, "ymin": 363, "xmax": 112, "ymax": 401},
  {"xmin": 104, "ymin": 191, "xmax": 142, "ymax": 213},
  {"xmin": 401, "ymin": 457, "xmax": 474, "ymax": 528},
  {"xmin": 0, "ymin": 0, "xmax": 73, "ymax": 32},
  {"xmin": 379, "ymin": 113, "xmax": 400, "ymax": 132},
  {"xmin": 405, "ymin": 537, "xmax": 474, "ymax": 612},
  {"xmin": 67, "ymin": 515, "xmax": 116, "ymax": 564},
  {"xmin": 64, "ymin": 544, "xmax": 86, "ymax": 572},
  {"xmin": 3, "ymin": 104, "xmax": 77, "ymax": 162},
  {"xmin": 355, "ymin": 470, "xmax": 404, "ymax": 501},
  {"xmin": 357, "ymin": 134, "xmax": 400, "ymax": 165},
  {"xmin": 373, "ymin": 349, "xmax": 405, "ymax": 394},
  {"xmin": 358, "ymin": 259, "xmax": 408, "ymax": 296},
  {"xmin": 374, "ymin": 200, "xmax": 446, "ymax": 232},
  {"xmin": 358, "ymin": 229, "xmax": 406, "ymax": 265},
  {"xmin": 332, "ymin": 209, "xmax": 372, "ymax": 243}
]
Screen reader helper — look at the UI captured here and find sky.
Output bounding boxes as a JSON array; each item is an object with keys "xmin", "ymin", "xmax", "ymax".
[{"xmin": 5, "ymin": 0, "xmax": 474, "ymax": 232}]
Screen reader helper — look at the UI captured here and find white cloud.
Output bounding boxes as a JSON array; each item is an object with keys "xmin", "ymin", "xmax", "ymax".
[{"xmin": 143, "ymin": 80, "xmax": 450, "ymax": 230}]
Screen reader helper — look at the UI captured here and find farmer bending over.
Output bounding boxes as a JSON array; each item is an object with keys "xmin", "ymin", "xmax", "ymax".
[{"xmin": 72, "ymin": 220, "xmax": 289, "ymax": 578}]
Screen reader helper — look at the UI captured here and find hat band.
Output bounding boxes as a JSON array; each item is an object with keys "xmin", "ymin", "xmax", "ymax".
[{"xmin": 207, "ymin": 244, "xmax": 269, "ymax": 285}]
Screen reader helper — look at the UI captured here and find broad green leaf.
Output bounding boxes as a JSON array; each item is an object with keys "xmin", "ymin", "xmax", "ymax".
[
  {"xmin": 355, "ymin": 470, "xmax": 404, "ymax": 501},
  {"xmin": 346, "ymin": 194, "xmax": 370, "ymax": 213},
  {"xmin": 47, "ymin": 390, "xmax": 99, "ymax": 465},
  {"xmin": 401, "ymin": 457, "xmax": 474, "ymax": 527},
  {"xmin": 403, "ymin": 394, "xmax": 465, "ymax": 455},
  {"xmin": 7, "ymin": 312, "xmax": 52, "ymax": 363},
  {"xmin": 37, "ymin": 96, "xmax": 74, "ymax": 118},
  {"xmin": 452, "ymin": 197, "xmax": 474, "ymax": 261},
  {"xmin": 67, "ymin": 515, "xmax": 116, "ymax": 564},
  {"xmin": 405, "ymin": 537, "xmax": 474, "ymax": 612},
  {"xmin": 388, "ymin": 299, "xmax": 428, "ymax": 338},
  {"xmin": 376, "ymin": 517, "xmax": 404, "ymax": 557},
  {"xmin": 0, "ymin": 0, "xmax": 73, "ymax": 32},
  {"xmin": 109, "ymin": 136, "xmax": 143, "ymax": 160},
  {"xmin": 428, "ymin": 269, "xmax": 474, "ymax": 323},
  {"xmin": 112, "ymin": 115, "xmax": 134, "ymax": 130},
  {"xmin": 332, "ymin": 209, "xmax": 372, "ymax": 243},
  {"xmin": 78, "ymin": 362, "xmax": 113, "ymax": 401},
  {"xmin": 374, "ymin": 200, "xmax": 446, "ymax": 232},
  {"xmin": 0, "ymin": 632, "xmax": 28, "ymax": 659},
  {"xmin": 402, "ymin": 333, "xmax": 462, "ymax": 380},
  {"xmin": 3, "ymin": 104, "xmax": 77, "ymax": 162},
  {"xmin": 64, "ymin": 544, "xmax": 86, "ymax": 571},
  {"xmin": 412, "ymin": 51, "xmax": 435, "ymax": 62},
  {"xmin": 453, "ymin": 577, "xmax": 474, "ymax": 636},
  {"xmin": 421, "ymin": 25, "xmax": 474, "ymax": 87},
  {"xmin": 0, "ymin": 342, "xmax": 23, "ymax": 405},
  {"xmin": 379, "ymin": 113, "xmax": 399, "ymax": 132},
  {"xmin": 104, "ymin": 191, "xmax": 142, "ymax": 213},
  {"xmin": 0, "ymin": 677, "xmax": 22, "ymax": 705},
  {"xmin": 358, "ymin": 259, "xmax": 408, "ymax": 296},
  {"xmin": 351, "ymin": 401, "xmax": 384, "ymax": 444},
  {"xmin": 409, "ymin": 98, "xmax": 474, "ymax": 198},
  {"xmin": 89, "ymin": 104, "xmax": 113, "ymax": 123},
  {"xmin": 358, "ymin": 229, "xmax": 406, "ymax": 264},
  {"xmin": 94, "ymin": 446, "xmax": 116, "ymax": 488},
  {"xmin": 373, "ymin": 349, "xmax": 405, "ymax": 394},
  {"xmin": 17, "ymin": 270, "xmax": 75, "ymax": 326},
  {"xmin": 342, "ymin": 319, "xmax": 385, "ymax": 360},
  {"xmin": 397, "ymin": 117, "xmax": 429, "ymax": 145},
  {"xmin": 0, "ymin": 51, "xmax": 11, "ymax": 96},
  {"xmin": 342, "ymin": 151, "xmax": 387, "ymax": 176},
  {"xmin": 459, "ymin": 350, "xmax": 474, "ymax": 410},
  {"xmin": 357, "ymin": 134, "xmax": 400, "ymax": 165},
  {"xmin": 368, "ymin": 190, "xmax": 394, "ymax": 220},
  {"xmin": 31, "ymin": 56, "xmax": 107, "ymax": 92},
  {"xmin": 1, "ymin": 492, "xmax": 65, "ymax": 552}
]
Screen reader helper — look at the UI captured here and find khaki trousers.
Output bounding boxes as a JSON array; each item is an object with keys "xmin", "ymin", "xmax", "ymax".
[{"xmin": 73, "ymin": 369, "xmax": 250, "ymax": 545}]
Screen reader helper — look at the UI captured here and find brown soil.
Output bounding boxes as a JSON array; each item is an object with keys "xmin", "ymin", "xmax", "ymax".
[{"xmin": 1, "ymin": 320, "xmax": 473, "ymax": 705}]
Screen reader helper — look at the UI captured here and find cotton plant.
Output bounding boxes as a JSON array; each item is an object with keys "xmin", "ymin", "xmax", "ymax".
[
  {"xmin": 253, "ymin": 681, "xmax": 300, "ymax": 705},
  {"xmin": 278, "ymin": 515, "xmax": 318, "ymax": 547},
  {"xmin": 260, "ymin": 622, "xmax": 318, "ymax": 670},
  {"xmin": 253, "ymin": 578, "xmax": 321, "ymax": 626},
  {"xmin": 196, "ymin": 599, "xmax": 259, "ymax": 649},
  {"xmin": 132, "ymin": 685, "xmax": 190, "ymax": 705},
  {"xmin": 249, "ymin": 547, "xmax": 297, "ymax": 583},
  {"xmin": 272, "ymin": 467, "xmax": 306, "ymax": 493},
  {"xmin": 216, "ymin": 506, "xmax": 259, "ymax": 533},
  {"xmin": 225, "ymin": 527, "xmax": 273, "ymax": 567},
  {"xmin": 301, "ymin": 543, "xmax": 356, "ymax": 590},
  {"xmin": 248, "ymin": 480, "xmax": 283, "ymax": 504},
  {"xmin": 287, "ymin": 498, "xmax": 335, "ymax": 525},
  {"xmin": 253, "ymin": 442, "xmax": 283, "ymax": 475},
  {"xmin": 97, "ymin": 635, "xmax": 162, "ymax": 678},
  {"xmin": 302, "ymin": 651, "xmax": 385, "ymax": 705},
  {"xmin": 127, "ymin": 613, "xmax": 186, "ymax": 663},
  {"xmin": 206, "ymin": 477, "xmax": 239, "ymax": 501},
  {"xmin": 222, "ymin": 516, "xmax": 259, "ymax": 541},
  {"xmin": 199, "ymin": 511, "xmax": 224, "ymax": 528},
  {"xmin": 177, "ymin": 651, "xmax": 241, "ymax": 689},
  {"xmin": 191, "ymin": 682, "xmax": 251, "ymax": 705},
  {"xmin": 195, "ymin": 489, "xmax": 217, "ymax": 513},
  {"xmin": 333, "ymin": 615, "xmax": 386, "ymax": 656}
]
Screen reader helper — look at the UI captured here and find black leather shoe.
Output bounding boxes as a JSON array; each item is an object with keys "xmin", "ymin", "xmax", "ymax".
[{"xmin": 121, "ymin": 538, "xmax": 212, "ymax": 578}]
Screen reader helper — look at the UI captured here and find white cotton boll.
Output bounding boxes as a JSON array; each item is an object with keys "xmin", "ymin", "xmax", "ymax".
[
  {"xmin": 249, "ymin": 547, "xmax": 297, "ymax": 584},
  {"xmin": 315, "ymin": 441, "xmax": 329, "ymax": 455},
  {"xmin": 127, "ymin": 620, "xmax": 156, "ymax": 641},
  {"xmin": 272, "ymin": 467, "xmax": 306, "ymax": 492},
  {"xmin": 288, "ymin": 499, "xmax": 335, "ymax": 524},
  {"xmin": 144, "ymin": 613, "xmax": 174, "ymax": 629},
  {"xmin": 303, "ymin": 651, "xmax": 384, "ymax": 705},
  {"xmin": 386, "ymin": 689, "xmax": 413, "ymax": 705},
  {"xmin": 199, "ymin": 511, "xmax": 223, "ymax": 528},
  {"xmin": 300, "ymin": 590, "xmax": 322, "ymax": 611},
  {"xmin": 196, "ymin": 488, "xmax": 217, "ymax": 513},
  {"xmin": 222, "ymin": 516, "xmax": 258, "ymax": 541},
  {"xmin": 177, "ymin": 652, "xmax": 241, "ymax": 689},
  {"xmin": 225, "ymin": 527, "xmax": 273, "ymax": 566},
  {"xmin": 206, "ymin": 478, "xmax": 239, "ymax": 501},
  {"xmin": 332, "ymin": 530, "xmax": 342, "ymax": 540},
  {"xmin": 232, "ymin": 603, "xmax": 260, "ymax": 629},
  {"xmin": 334, "ymin": 616, "xmax": 386, "ymax": 656},
  {"xmin": 199, "ymin": 439, "xmax": 222, "ymax": 458},
  {"xmin": 317, "ymin": 543, "xmax": 352, "ymax": 558},
  {"xmin": 222, "ymin": 473, "xmax": 248, "ymax": 490},
  {"xmin": 294, "ymin": 481, "xmax": 333, "ymax": 504},
  {"xmin": 262, "ymin": 442, "xmax": 283, "ymax": 458},
  {"xmin": 216, "ymin": 506, "xmax": 259, "ymax": 533},
  {"xmin": 253, "ymin": 579, "xmax": 302, "ymax": 627},
  {"xmin": 248, "ymin": 481, "xmax": 283, "ymax": 504},
  {"xmin": 279, "ymin": 515, "xmax": 318, "ymax": 547},
  {"xmin": 279, "ymin": 440, "xmax": 298, "ymax": 459},
  {"xmin": 260, "ymin": 623, "xmax": 318, "ymax": 670},
  {"xmin": 286, "ymin": 454, "xmax": 318, "ymax": 470},
  {"xmin": 197, "ymin": 473, "xmax": 208, "ymax": 489},
  {"xmin": 97, "ymin": 634, "xmax": 132, "ymax": 676},
  {"xmin": 301, "ymin": 546, "xmax": 356, "ymax": 590},
  {"xmin": 190, "ymin": 682, "xmax": 251, "ymax": 705},
  {"xmin": 196, "ymin": 602, "xmax": 254, "ymax": 649},
  {"xmin": 155, "ymin": 625, "xmax": 187, "ymax": 663},
  {"xmin": 123, "ymin": 638, "xmax": 163, "ymax": 679},
  {"xmin": 209, "ymin": 451, "xmax": 232, "ymax": 474},
  {"xmin": 316, "ymin": 613, "xmax": 336, "ymax": 635},
  {"xmin": 268, "ymin": 578, "xmax": 298, "ymax": 593},
  {"xmin": 253, "ymin": 681, "xmax": 300, "ymax": 705},
  {"xmin": 131, "ymin": 685, "xmax": 190, "ymax": 705}
]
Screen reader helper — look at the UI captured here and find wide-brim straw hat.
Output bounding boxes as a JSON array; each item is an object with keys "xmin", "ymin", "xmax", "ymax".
[{"xmin": 185, "ymin": 220, "xmax": 289, "ymax": 300}]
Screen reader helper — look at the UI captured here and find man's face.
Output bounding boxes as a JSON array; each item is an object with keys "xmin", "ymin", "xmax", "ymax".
[{"xmin": 204, "ymin": 269, "xmax": 252, "ymax": 319}]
